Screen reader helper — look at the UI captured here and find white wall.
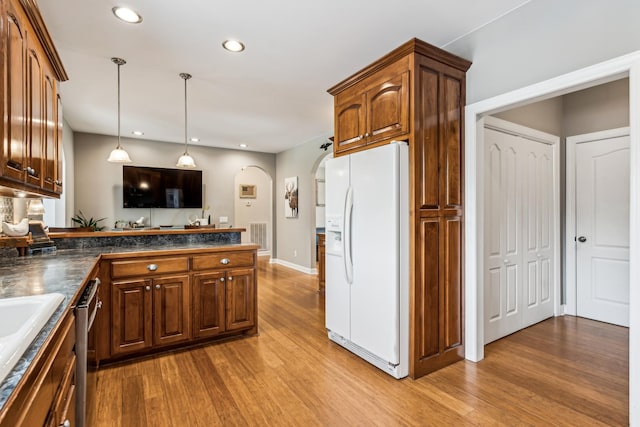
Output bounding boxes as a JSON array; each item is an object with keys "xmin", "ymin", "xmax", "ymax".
[
  {"xmin": 445, "ymin": 0, "xmax": 640, "ymax": 104},
  {"xmin": 234, "ymin": 167, "xmax": 272, "ymax": 251},
  {"xmin": 493, "ymin": 97, "xmax": 564, "ymax": 136},
  {"xmin": 275, "ymin": 133, "xmax": 332, "ymax": 271},
  {"xmin": 73, "ymin": 132, "xmax": 275, "ymax": 230}
]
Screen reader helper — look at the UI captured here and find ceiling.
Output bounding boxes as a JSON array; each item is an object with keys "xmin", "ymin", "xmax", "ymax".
[{"xmin": 38, "ymin": 0, "xmax": 531, "ymax": 154}]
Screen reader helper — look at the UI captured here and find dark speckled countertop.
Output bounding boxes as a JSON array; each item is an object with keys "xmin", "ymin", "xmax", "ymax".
[{"xmin": 0, "ymin": 241, "xmax": 256, "ymax": 412}]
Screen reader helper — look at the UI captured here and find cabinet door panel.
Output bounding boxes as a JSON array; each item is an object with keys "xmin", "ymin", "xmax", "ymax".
[
  {"xmin": 55, "ymin": 93, "xmax": 63, "ymax": 193},
  {"xmin": 366, "ymin": 71, "xmax": 409, "ymax": 145},
  {"xmin": 334, "ymin": 92, "xmax": 366, "ymax": 155},
  {"xmin": 193, "ymin": 272, "xmax": 226, "ymax": 338},
  {"xmin": 27, "ymin": 45, "xmax": 43, "ymax": 187},
  {"xmin": 111, "ymin": 279, "xmax": 152, "ymax": 355},
  {"xmin": 3, "ymin": 10, "xmax": 27, "ymax": 182},
  {"xmin": 416, "ymin": 65, "xmax": 440, "ymax": 210},
  {"xmin": 43, "ymin": 73, "xmax": 56, "ymax": 191},
  {"xmin": 153, "ymin": 275, "xmax": 190, "ymax": 346},
  {"xmin": 225, "ymin": 268, "xmax": 255, "ymax": 331}
]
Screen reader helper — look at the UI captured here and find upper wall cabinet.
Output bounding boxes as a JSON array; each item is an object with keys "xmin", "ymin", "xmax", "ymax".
[
  {"xmin": 328, "ymin": 38, "xmax": 471, "ymax": 379},
  {"xmin": 331, "ymin": 58, "xmax": 410, "ymax": 156},
  {"xmin": 0, "ymin": 0, "xmax": 68, "ymax": 198}
]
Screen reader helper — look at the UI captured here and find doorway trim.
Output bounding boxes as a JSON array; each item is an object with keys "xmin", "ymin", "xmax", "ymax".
[
  {"xmin": 464, "ymin": 51, "xmax": 640, "ymax": 421},
  {"xmin": 565, "ymin": 126, "xmax": 630, "ymax": 317}
]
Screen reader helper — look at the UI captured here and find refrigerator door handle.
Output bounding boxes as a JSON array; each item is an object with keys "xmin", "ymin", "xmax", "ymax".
[{"xmin": 344, "ymin": 186, "xmax": 354, "ymax": 284}]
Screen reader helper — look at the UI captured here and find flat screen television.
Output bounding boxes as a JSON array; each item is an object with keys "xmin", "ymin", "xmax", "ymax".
[{"xmin": 123, "ymin": 166, "xmax": 202, "ymax": 208}]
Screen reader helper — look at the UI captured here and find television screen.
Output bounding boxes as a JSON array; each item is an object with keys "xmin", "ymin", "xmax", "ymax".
[{"xmin": 123, "ymin": 166, "xmax": 202, "ymax": 208}]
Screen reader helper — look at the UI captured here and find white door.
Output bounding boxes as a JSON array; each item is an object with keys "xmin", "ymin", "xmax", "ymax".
[
  {"xmin": 325, "ymin": 155, "xmax": 351, "ymax": 339},
  {"xmin": 575, "ymin": 135, "xmax": 630, "ymax": 327},
  {"xmin": 349, "ymin": 143, "xmax": 405, "ymax": 365},
  {"xmin": 484, "ymin": 120, "xmax": 557, "ymax": 344}
]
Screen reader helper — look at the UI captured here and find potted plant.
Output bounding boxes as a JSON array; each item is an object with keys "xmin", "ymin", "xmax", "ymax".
[{"xmin": 71, "ymin": 210, "xmax": 106, "ymax": 231}]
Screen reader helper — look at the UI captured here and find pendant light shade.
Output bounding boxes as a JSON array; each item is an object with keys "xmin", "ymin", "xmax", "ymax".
[
  {"xmin": 107, "ymin": 57, "xmax": 132, "ymax": 163},
  {"xmin": 176, "ymin": 72, "xmax": 196, "ymax": 168}
]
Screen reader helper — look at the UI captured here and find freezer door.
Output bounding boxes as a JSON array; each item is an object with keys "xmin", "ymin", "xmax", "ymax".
[
  {"xmin": 349, "ymin": 143, "xmax": 406, "ymax": 365},
  {"xmin": 325, "ymin": 155, "xmax": 351, "ymax": 337}
]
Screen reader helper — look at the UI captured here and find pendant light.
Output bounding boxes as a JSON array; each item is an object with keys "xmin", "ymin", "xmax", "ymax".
[
  {"xmin": 176, "ymin": 73, "xmax": 196, "ymax": 168},
  {"xmin": 107, "ymin": 57, "xmax": 132, "ymax": 163}
]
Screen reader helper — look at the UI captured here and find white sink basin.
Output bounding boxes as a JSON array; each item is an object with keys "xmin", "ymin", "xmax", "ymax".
[{"xmin": 0, "ymin": 293, "xmax": 65, "ymax": 383}]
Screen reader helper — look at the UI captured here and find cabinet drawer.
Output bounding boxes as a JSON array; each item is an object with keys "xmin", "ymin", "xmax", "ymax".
[
  {"xmin": 50, "ymin": 353, "xmax": 76, "ymax": 427},
  {"xmin": 111, "ymin": 257, "xmax": 188, "ymax": 278},
  {"xmin": 192, "ymin": 251, "xmax": 255, "ymax": 271}
]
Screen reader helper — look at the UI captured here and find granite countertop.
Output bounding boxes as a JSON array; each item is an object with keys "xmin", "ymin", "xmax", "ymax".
[{"xmin": 0, "ymin": 241, "xmax": 256, "ymax": 412}]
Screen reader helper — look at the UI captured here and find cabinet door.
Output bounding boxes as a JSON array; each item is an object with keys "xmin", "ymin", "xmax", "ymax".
[
  {"xmin": 42, "ymin": 72, "xmax": 56, "ymax": 192},
  {"xmin": 153, "ymin": 275, "xmax": 190, "ymax": 346},
  {"xmin": 111, "ymin": 278, "xmax": 152, "ymax": 356},
  {"xmin": 225, "ymin": 268, "xmax": 255, "ymax": 331},
  {"xmin": 55, "ymin": 93, "xmax": 63, "ymax": 194},
  {"xmin": 26, "ymin": 43, "xmax": 43, "ymax": 188},
  {"xmin": 365, "ymin": 71, "xmax": 409, "ymax": 145},
  {"xmin": 334, "ymin": 91, "xmax": 367, "ymax": 155},
  {"xmin": 192, "ymin": 272, "xmax": 226, "ymax": 338},
  {"xmin": 2, "ymin": 8, "xmax": 27, "ymax": 182}
]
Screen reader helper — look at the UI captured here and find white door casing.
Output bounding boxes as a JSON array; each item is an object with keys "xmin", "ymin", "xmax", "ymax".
[
  {"xmin": 484, "ymin": 117, "xmax": 557, "ymax": 344},
  {"xmin": 465, "ymin": 53, "xmax": 640, "ymax": 423},
  {"xmin": 567, "ymin": 129, "xmax": 630, "ymax": 327}
]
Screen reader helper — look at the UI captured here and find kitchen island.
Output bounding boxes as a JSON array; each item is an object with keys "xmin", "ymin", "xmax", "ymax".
[{"xmin": 0, "ymin": 228, "xmax": 258, "ymax": 425}]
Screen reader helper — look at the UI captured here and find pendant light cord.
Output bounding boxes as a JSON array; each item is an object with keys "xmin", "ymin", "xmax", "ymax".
[
  {"xmin": 180, "ymin": 73, "xmax": 192, "ymax": 155},
  {"xmin": 111, "ymin": 57, "xmax": 126, "ymax": 150}
]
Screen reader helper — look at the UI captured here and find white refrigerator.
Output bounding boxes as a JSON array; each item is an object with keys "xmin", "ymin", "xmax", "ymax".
[{"xmin": 325, "ymin": 141, "xmax": 409, "ymax": 379}]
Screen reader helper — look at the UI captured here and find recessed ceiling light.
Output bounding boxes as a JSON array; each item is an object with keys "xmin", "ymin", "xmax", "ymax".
[
  {"xmin": 132, "ymin": 130, "xmax": 144, "ymax": 136},
  {"xmin": 222, "ymin": 39, "xmax": 245, "ymax": 53},
  {"xmin": 112, "ymin": 6, "xmax": 143, "ymax": 24},
  {"xmin": 190, "ymin": 137, "xmax": 199, "ymax": 142},
  {"xmin": 239, "ymin": 143, "xmax": 248, "ymax": 148}
]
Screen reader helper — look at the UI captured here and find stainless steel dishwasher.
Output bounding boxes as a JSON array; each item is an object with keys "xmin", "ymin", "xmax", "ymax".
[{"xmin": 75, "ymin": 278, "xmax": 101, "ymax": 427}]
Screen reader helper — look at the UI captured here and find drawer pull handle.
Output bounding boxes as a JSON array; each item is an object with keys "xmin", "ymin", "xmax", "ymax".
[
  {"xmin": 220, "ymin": 258, "xmax": 230, "ymax": 265},
  {"xmin": 147, "ymin": 264, "xmax": 158, "ymax": 271}
]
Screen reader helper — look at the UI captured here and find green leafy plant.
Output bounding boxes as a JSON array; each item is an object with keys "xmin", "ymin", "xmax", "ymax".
[{"xmin": 71, "ymin": 210, "xmax": 106, "ymax": 231}]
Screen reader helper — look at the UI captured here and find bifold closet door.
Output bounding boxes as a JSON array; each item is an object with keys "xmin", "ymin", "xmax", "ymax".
[{"xmin": 484, "ymin": 128, "xmax": 554, "ymax": 344}]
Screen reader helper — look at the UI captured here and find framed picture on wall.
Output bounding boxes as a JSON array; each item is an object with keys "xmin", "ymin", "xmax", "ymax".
[
  {"xmin": 315, "ymin": 179, "xmax": 325, "ymax": 207},
  {"xmin": 284, "ymin": 176, "xmax": 298, "ymax": 218},
  {"xmin": 239, "ymin": 184, "xmax": 257, "ymax": 198}
]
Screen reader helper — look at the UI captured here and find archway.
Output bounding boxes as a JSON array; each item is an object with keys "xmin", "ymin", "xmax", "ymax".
[
  {"xmin": 309, "ymin": 149, "xmax": 332, "ymax": 277},
  {"xmin": 234, "ymin": 165, "xmax": 273, "ymax": 256}
]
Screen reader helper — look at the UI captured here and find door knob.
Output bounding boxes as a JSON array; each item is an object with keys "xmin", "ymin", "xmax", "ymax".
[{"xmin": 578, "ymin": 236, "xmax": 587, "ymax": 243}]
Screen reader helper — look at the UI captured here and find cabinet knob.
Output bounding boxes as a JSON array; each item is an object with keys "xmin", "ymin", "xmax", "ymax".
[
  {"xmin": 359, "ymin": 134, "xmax": 364, "ymax": 140},
  {"xmin": 155, "ymin": 284, "xmax": 161, "ymax": 290},
  {"xmin": 147, "ymin": 264, "xmax": 158, "ymax": 271},
  {"xmin": 220, "ymin": 277, "xmax": 225, "ymax": 282},
  {"xmin": 145, "ymin": 285, "xmax": 151, "ymax": 291},
  {"xmin": 220, "ymin": 258, "xmax": 230, "ymax": 265},
  {"xmin": 62, "ymin": 420, "xmax": 71, "ymax": 427},
  {"xmin": 365, "ymin": 132, "xmax": 370, "ymax": 137},
  {"xmin": 228, "ymin": 277, "xmax": 233, "ymax": 281}
]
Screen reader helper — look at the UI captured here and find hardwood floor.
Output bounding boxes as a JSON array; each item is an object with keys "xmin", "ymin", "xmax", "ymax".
[{"xmin": 93, "ymin": 259, "xmax": 629, "ymax": 426}]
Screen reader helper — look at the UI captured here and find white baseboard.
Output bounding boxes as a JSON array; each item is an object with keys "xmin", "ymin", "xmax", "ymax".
[{"xmin": 270, "ymin": 258, "xmax": 317, "ymax": 275}]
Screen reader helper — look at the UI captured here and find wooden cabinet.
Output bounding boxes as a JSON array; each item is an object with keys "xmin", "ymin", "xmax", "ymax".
[
  {"xmin": 332, "ymin": 60, "xmax": 409, "ymax": 156},
  {"xmin": 0, "ymin": 310, "xmax": 76, "ymax": 427},
  {"xmin": 328, "ymin": 38, "xmax": 471, "ymax": 378},
  {"xmin": 111, "ymin": 274, "xmax": 190, "ymax": 357},
  {"xmin": 97, "ymin": 247, "xmax": 258, "ymax": 362},
  {"xmin": 225, "ymin": 267, "xmax": 255, "ymax": 331},
  {"xmin": 2, "ymin": 4, "xmax": 27, "ymax": 183},
  {"xmin": 192, "ymin": 272, "xmax": 226, "ymax": 338},
  {"xmin": 0, "ymin": 0, "xmax": 67, "ymax": 197},
  {"xmin": 317, "ymin": 233, "xmax": 325, "ymax": 291},
  {"xmin": 192, "ymin": 250, "xmax": 257, "ymax": 335}
]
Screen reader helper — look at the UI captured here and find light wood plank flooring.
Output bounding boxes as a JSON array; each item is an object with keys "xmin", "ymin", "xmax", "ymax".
[{"xmin": 93, "ymin": 259, "xmax": 629, "ymax": 426}]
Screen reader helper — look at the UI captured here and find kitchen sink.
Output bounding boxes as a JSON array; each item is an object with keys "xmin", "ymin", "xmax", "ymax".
[{"xmin": 0, "ymin": 293, "xmax": 65, "ymax": 383}]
